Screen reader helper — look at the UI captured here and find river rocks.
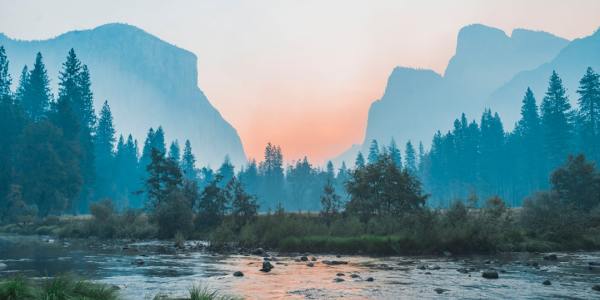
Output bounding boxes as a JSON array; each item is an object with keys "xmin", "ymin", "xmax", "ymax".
[
  {"xmin": 233, "ymin": 271, "xmax": 244, "ymax": 277},
  {"xmin": 300, "ymin": 256, "xmax": 308, "ymax": 262},
  {"xmin": 417, "ymin": 265, "xmax": 427, "ymax": 270},
  {"xmin": 322, "ymin": 260, "xmax": 348, "ymax": 265},
  {"xmin": 260, "ymin": 261, "xmax": 274, "ymax": 272},
  {"xmin": 482, "ymin": 270, "xmax": 499, "ymax": 279},
  {"xmin": 336, "ymin": 273, "xmax": 345, "ymax": 276},
  {"xmin": 457, "ymin": 268, "xmax": 469, "ymax": 274},
  {"xmin": 593, "ymin": 285, "xmax": 600, "ymax": 292},
  {"xmin": 350, "ymin": 274, "xmax": 360, "ymax": 278},
  {"xmin": 543, "ymin": 254, "xmax": 558, "ymax": 261},
  {"xmin": 434, "ymin": 288, "xmax": 449, "ymax": 294},
  {"xmin": 310, "ymin": 256, "xmax": 317, "ymax": 261},
  {"xmin": 132, "ymin": 259, "xmax": 145, "ymax": 266},
  {"xmin": 366, "ymin": 277, "xmax": 374, "ymax": 282},
  {"xmin": 542, "ymin": 280, "xmax": 551, "ymax": 285},
  {"xmin": 0, "ymin": 262, "xmax": 7, "ymax": 270},
  {"xmin": 424, "ymin": 272, "xmax": 432, "ymax": 275},
  {"xmin": 428, "ymin": 264, "xmax": 441, "ymax": 270},
  {"xmin": 334, "ymin": 277, "xmax": 345, "ymax": 282},
  {"xmin": 306, "ymin": 262, "xmax": 314, "ymax": 267}
]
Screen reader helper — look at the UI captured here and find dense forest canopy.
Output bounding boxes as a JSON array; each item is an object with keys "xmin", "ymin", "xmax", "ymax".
[{"xmin": 0, "ymin": 45, "xmax": 599, "ymax": 221}]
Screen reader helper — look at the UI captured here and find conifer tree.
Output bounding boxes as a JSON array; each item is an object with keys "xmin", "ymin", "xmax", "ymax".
[
  {"xmin": 355, "ymin": 151, "xmax": 365, "ymax": 168},
  {"xmin": 94, "ymin": 101, "xmax": 116, "ymax": 198},
  {"xmin": 14, "ymin": 66, "xmax": 29, "ymax": 104},
  {"xmin": 181, "ymin": 140, "xmax": 197, "ymax": 180},
  {"xmin": 0, "ymin": 46, "xmax": 10, "ymax": 101},
  {"xmin": 326, "ymin": 160, "xmax": 335, "ymax": 179},
  {"xmin": 541, "ymin": 71, "xmax": 573, "ymax": 169},
  {"xmin": 388, "ymin": 139, "xmax": 402, "ymax": 169},
  {"xmin": 217, "ymin": 155, "xmax": 235, "ymax": 187},
  {"xmin": 367, "ymin": 140, "xmax": 380, "ymax": 164},
  {"xmin": 405, "ymin": 141, "xmax": 417, "ymax": 174},
  {"xmin": 576, "ymin": 67, "xmax": 600, "ymax": 162},
  {"xmin": 168, "ymin": 140, "xmax": 181, "ymax": 163},
  {"xmin": 22, "ymin": 52, "xmax": 51, "ymax": 121}
]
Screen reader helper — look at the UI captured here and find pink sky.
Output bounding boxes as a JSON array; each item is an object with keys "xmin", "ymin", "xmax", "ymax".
[{"xmin": 2, "ymin": 0, "xmax": 600, "ymax": 164}]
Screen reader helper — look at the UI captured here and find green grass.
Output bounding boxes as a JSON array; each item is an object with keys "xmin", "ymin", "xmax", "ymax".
[{"xmin": 0, "ymin": 276, "xmax": 119, "ymax": 300}]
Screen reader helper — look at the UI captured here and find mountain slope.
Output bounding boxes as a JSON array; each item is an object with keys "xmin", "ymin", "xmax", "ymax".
[
  {"xmin": 490, "ymin": 28, "xmax": 600, "ymax": 128},
  {"xmin": 0, "ymin": 23, "xmax": 246, "ymax": 167},
  {"xmin": 333, "ymin": 24, "xmax": 568, "ymax": 167}
]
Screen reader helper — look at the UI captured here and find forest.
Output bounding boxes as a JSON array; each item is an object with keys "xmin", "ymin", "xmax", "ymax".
[{"xmin": 0, "ymin": 45, "xmax": 600, "ymax": 254}]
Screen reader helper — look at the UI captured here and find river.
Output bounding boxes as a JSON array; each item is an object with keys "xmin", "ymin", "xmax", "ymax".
[{"xmin": 0, "ymin": 234, "xmax": 599, "ymax": 299}]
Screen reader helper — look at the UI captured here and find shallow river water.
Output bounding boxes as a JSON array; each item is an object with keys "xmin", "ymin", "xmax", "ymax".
[{"xmin": 1, "ymin": 234, "xmax": 599, "ymax": 299}]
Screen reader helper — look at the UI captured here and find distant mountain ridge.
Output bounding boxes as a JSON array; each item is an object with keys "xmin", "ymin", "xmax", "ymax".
[
  {"xmin": 0, "ymin": 23, "xmax": 246, "ymax": 168},
  {"xmin": 333, "ymin": 24, "xmax": 573, "ymax": 167}
]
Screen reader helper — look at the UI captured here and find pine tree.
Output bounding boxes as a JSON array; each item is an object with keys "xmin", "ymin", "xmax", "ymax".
[
  {"xmin": 168, "ymin": 140, "xmax": 181, "ymax": 163},
  {"xmin": 217, "ymin": 155, "xmax": 235, "ymax": 187},
  {"xmin": 94, "ymin": 101, "xmax": 116, "ymax": 199},
  {"xmin": 367, "ymin": 140, "xmax": 380, "ymax": 164},
  {"xmin": 320, "ymin": 178, "xmax": 341, "ymax": 225},
  {"xmin": 14, "ymin": 66, "xmax": 29, "ymax": 105},
  {"xmin": 153, "ymin": 126, "xmax": 166, "ymax": 155},
  {"xmin": 326, "ymin": 160, "xmax": 335, "ymax": 179},
  {"xmin": 0, "ymin": 46, "xmax": 10, "ymax": 101},
  {"xmin": 76, "ymin": 65, "xmax": 96, "ymax": 131},
  {"xmin": 388, "ymin": 139, "xmax": 402, "ymax": 169},
  {"xmin": 576, "ymin": 67, "xmax": 600, "ymax": 162},
  {"xmin": 22, "ymin": 52, "xmax": 51, "ymax": 121},
  {"xmin": 355, "ymin": 151, "xmax": 365, "ymax": 168},
  {"xmin": 405, "ymin": 141, "xmax": 417, "ymax": 174},
  {"xmin": 541, "ymin": 71, "xmax": 573, "ymax": 169},
  {"xmin": 181, "ymin": 140, "xmax": 197, "ymax": 180}
]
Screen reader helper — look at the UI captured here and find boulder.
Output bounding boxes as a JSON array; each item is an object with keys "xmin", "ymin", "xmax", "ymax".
[
  {"xmin": 233, "ymin": 271, "xmax": 244, "ymax": 277},
  {"xmin": 334, "ymin": 277, "xmax": 345, "ymax": 282},
  {"xmin": 260, "ymin": 261, "xmax": 274, "ymax": 272},
  {"xmin": 310, "ymin": 256, "xmax": 317, "ymax": 261},
  {"xmin": 0, "ymin": 262, "xmax": 7, "ymax": 270},
  {"xmin": 300, "ymin": 256, "xmax": 308, "ymax": 262},
  {"xmin": 593, "ymin": 285, "xmax": 600, "ymax": 292},
  {"xmin": 322, "ymin": 260, "xmax": 348, "ymax": 265},
  {"xmin": 542, "ymin": 280, "xmax": 551, "ymax": 286},
  {"xmin": 350, "ymin": 274, "xmax": 360, "ymax": 278},
  {"xmin": 336, "ymin": 273, "xmax": 345, "ymax": 277},
  {"xmin": 306, "ymin": 262, "xmax": 314, "ymax": 267},
  {"xmin": 366, "ymin": 277, "xmax": 374, "ymax": 282},
  {"xmin": 482, "ymin": 270, "xmax": 499, "ymax": 279},
  {"xmin": 434, "ymin": 288, "xmax": 449, "ymax": 294}
]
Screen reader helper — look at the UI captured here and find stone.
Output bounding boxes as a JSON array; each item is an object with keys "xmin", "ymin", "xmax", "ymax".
[
  {"xmin": 306, "ymin": 262, "xmax": 314, "ymax": 267},
  {"xmin": 233, "ymin": 271, "xmax": 244, "ymax": 277},
  {"xmin": 0, "ymin": 262, "xmax": 7, "ymax": 270},
  {"xmin": 260, "ymin": 261, "xmax": 274, "ymax": 272},
  {"xmin": 593, "ymin": 285, "xmax": 600, "ymax": 292},
  {"xmin": 310, "ymin": 256, "xmax": 317, "ymax": 261},
  {"xmin": 350, "ymin": 274, "xmax": 360, "ymax": 278},
  {"xmin": 366, "ymin": 277, "xmax": 374, "ymax": 282},
  {"xmin": 542, "ymin": 280, "xmax": 551, "ymax": 286},
  {"xmin": 132, "ymin": 259, "xmax": 145, "ymax": 266},
  {"xmin": 457, "ymin": 268, "xmax": 469, "ymax": 274},
  {"xmin": 300, "ymin": 256, "xmax": 308, "ymax": 262},
  {"xmin": 322, "ymin": 260, "xmax": 348, "ymax": 265},
  {"xmin": 336, "ymin": 273, "xmax": 345, "ymax": 276},
  {"xmin": 252, "ymin": 248, "xmax": 265, "ymax": 256},
  {"xmin": 334, "ymin": 277, "xmax": 345, "ymax": 282},
  {"xmin": 434, "ymin": 288, "xmax": 449, "ymax": 294},
  {"xmin": 482, "ymin": 270, "xmax": 499, "ymax": 279}
]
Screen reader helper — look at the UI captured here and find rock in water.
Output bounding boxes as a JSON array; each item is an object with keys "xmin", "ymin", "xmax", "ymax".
[
  {"xmin": 434, "ymin": 288, "xmax": 449, "ymax": 294},
  {"xmin": 300, "ymin": 256, "xmax": 308, "ymax": 261},
  {"xmin": 334, "ymin": 277, "xmax": 345, "ymax": 282},
  {"xmin": 482, "ymin": 270, "xmax": 499, "ymax": 279},
  {"xmin": 593, "ymin": 285, "xmax": 600, "ymax": 292},
  {"xmin": 260, "ymin": 261, "xmax": 274, "ymax": 272},
  {"xmin": 233, "ymin": 271, "xmax": 244, "ymax": 277},
  {"xmin": 0, "ymin": 262, "xmax": 7, "ymax": 270},
  {"xmin": 366, "ymin": 277, "xmax": 375, "ymax": 282},
  {"xmin": 306, "ymin": 262, "xmax": 314, "ymax": 267},
  {"xmin": 252, "ymin": 248, "xmax": 265, "ymax": 256},
  {"xmin": 542, "ymin": 280, "xmax": 551, "ymax": 286}
]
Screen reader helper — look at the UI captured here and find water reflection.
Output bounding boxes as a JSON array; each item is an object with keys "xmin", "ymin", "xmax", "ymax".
[{"xmin": 1, "ymin": 234, "xmax": 600, "ymax": 299}]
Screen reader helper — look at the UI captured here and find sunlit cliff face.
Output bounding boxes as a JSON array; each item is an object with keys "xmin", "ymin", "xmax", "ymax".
[{"xmin": 2, "ymin": 0, "xmax": 600, "ymax": 164}]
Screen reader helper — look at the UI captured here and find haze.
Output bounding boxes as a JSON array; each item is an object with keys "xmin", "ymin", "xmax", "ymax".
[{"xmin": 2, "ymin": 0, "xmax": 600, "ymax": 163}]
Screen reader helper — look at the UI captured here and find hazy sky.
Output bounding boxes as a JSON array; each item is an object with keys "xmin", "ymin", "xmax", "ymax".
[{"xmin": 2, "ymin": 0, "xmax": 600, "ymax": 163}]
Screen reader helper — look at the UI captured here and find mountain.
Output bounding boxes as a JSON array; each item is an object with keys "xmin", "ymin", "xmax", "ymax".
[
  {"xmin": 333, "ymin": 24, "xmax": 568, "ymax": 167},
  {"xmin": 490, "ymin": 28, "xmax": 600, "ymax": 128},
  {"xmin": 0, "ymin": 23, "xmax": 246, "ymax": 168}
]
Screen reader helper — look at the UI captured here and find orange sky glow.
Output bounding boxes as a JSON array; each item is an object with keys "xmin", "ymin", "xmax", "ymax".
[{"xmin": 2, "ymin": 0, "xmax": 600, "ymax": 164}]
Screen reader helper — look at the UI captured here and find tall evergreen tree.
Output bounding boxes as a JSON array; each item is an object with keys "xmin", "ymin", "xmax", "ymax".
[
  {"xmin": 22, "ymin": 52, "xmax": 51, "ymax": 121},
  {"xmin": 181, "ymin": 140, "xmax": 197, "ymax": 181},
  {"xmin": 0, "ymin": 46, "xmax": 10, "ymax": 100},
  {"xmin": 168, "ymin": 140, "xmax": 181, "ymax": 163},
  {"xmin": 326, "ymin": 160, "xmax": 335, "ymax": 179},
  {"xmin": 388, "ymin": 139, "xmax": 402, "ymax": 169},
  {"xmin": 217, "ymin": 155, "xmax": 235, "ymax": 187},
  {"xmin": 541, "ymin": 71, "xmax": 573, "ymax": 170},
  {"xmin": 94, "ymin": 101, "xmax": 116, "ymax": 199},
  {"xmin": 576, "ymin": 67, "xmax": 600, "ymax": 162},
  {"xmin": 405, "ymin": 141, "xmax": 417, "ymax": 174},
  {"xmin": 14, "ymin": 66, "xmax": 29, "ymax": 104},
  {"xmin": 355, "ymin": 151, "xmax": 365, "ymax": 168},
  {"xmin": 367, "ymin": 140, "xmax": 380, "ymax": 164}
]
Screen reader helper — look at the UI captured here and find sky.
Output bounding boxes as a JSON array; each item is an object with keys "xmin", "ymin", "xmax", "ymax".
[{"xmin": 1, "ymin": 0, "xmax": 600, "ymax": 164}]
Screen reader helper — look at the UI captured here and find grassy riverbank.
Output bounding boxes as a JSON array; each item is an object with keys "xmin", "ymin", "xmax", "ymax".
[{"xmin": 0, "ymin": 277, "xmax": 237, "ymax": 300}]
